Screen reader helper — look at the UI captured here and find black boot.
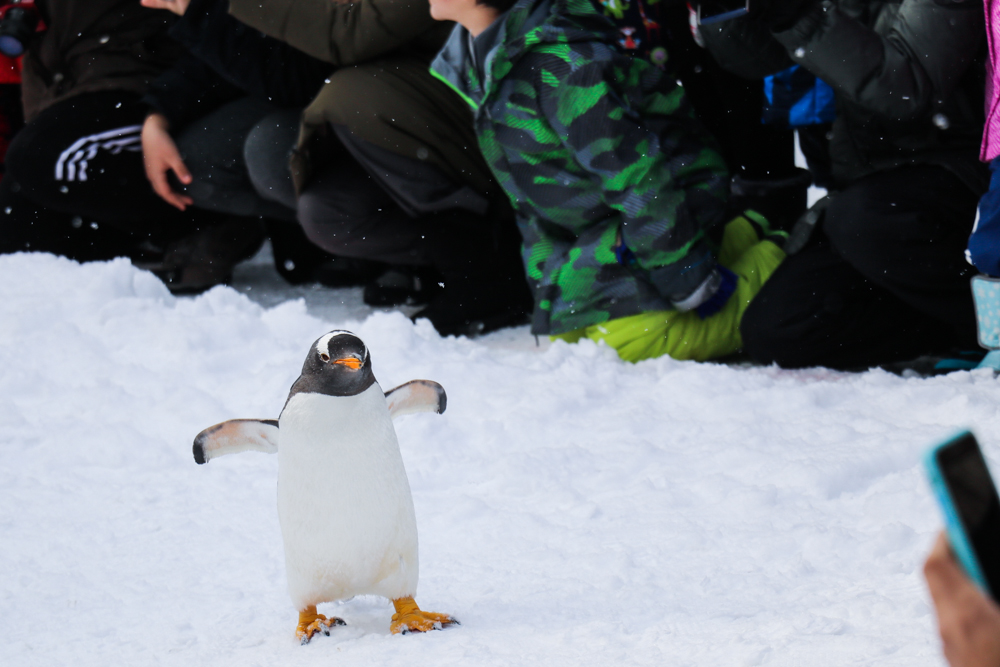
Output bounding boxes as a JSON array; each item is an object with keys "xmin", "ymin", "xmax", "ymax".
[
  {"xmin": 412, "ymin": 210, "xmax": 533, "ymax": 337},
  {"xmin": 363, "ymin": 266, "xmax": 443, "ymax": 307},
  {"xmin": 265, "ymin": 218, "xmax": 385, "ymax": 287},
  {"xmin": 414, "ymin": 270, "xmax": 532, "ymax": 337},
  {"xmin": 148, "ymin": 216, "xmax": 265, "ymax": 294}
]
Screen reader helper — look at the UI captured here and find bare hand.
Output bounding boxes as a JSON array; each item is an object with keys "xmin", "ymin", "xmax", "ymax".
[
  {"xmin": 140, "ymin": 0, "xmax": 191, "ymax": 16},
  {"xmin": 924, "ymin": 532, "xmax": 1000, "ymax": 667},
  {"xmin": 142, "ymin": 113, "xmax": 193, "ymax": 211}
]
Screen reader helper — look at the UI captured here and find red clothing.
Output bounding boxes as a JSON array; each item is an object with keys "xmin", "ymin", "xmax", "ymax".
[{"xmin": 0, "ymin": 55, "xmax": 21, "ymax": 84}]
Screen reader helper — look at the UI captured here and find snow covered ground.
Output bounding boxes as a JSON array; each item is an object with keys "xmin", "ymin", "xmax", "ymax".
[{"xmin": 2, "ymin": 249, "xmax": 999, "ymax": 667}]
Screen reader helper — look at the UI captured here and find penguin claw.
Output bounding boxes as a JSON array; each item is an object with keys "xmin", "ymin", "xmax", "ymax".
[
  {"xmin": 390, "ymin": 597, "xmax": 458, "ymax": 635},
  {"xmin": 390, "ymin": 610, "xmax": 459, "ymax": 635},
  {"xmin": 296, "ymin": 609, "xmax": 346, "ymax": 644}
]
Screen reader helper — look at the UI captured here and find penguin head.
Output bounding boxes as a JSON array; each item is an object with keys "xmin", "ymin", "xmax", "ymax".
[{"xmin": 291, "ymin": 330, "xmax": 376, "ymax": 398}]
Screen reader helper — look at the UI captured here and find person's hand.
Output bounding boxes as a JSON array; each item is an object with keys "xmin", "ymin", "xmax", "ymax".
[
  {"xmin": 924, "ymin": 532, "xmax": 1000, "ymax": 667},
  {"xmin": 140, "ymin": 0, "xmax": 191, "ymax": 16},
  {"xmin": 142, "ymin": 113, "xmax": 193, "ymax": 211}
]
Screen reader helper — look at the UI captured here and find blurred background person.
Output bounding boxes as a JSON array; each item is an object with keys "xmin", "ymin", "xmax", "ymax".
[
  {"xmin": 0, "ymin": 0, "xmax": 264, "ymax": 291},
  {"xmin": 699, "ymin": 0, "xmax": 987, "ymax": 370},
  {"xmin": 143, "ymin": 0, "xmax": 531, "ymax": 335},
  {"xmin": 139, "ymin": 0, "xmax": 356, "ymax": 289}
]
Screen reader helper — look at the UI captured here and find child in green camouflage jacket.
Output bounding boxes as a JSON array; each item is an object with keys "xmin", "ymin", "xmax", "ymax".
[{"xmin": 429, "ymin": 0, "xmax": 785, "ymax": 362}]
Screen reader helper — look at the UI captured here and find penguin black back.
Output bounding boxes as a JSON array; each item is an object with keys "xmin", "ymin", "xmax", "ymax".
[{"xmin": 285, "ymin": 331, "xmax": 376, "ymax": 403}]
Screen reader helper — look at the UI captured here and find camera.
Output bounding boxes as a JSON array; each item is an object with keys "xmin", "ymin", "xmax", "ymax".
[{"xmin": 0, "ymin": 0, "xmax": 40, "ymax": 58}]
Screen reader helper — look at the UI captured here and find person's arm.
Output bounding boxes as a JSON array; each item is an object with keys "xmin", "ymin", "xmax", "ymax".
[
  {"xmin": 167, "ymin": 0, "xmax": 333, "ymax": 108},
  {"xmin": 142, "ymin": 51, "xmax": 243, "ymax": 130},
  {"xmin": 698, "ymin": 15, "xmax": 795, "ymax": 80},
  {"xmin": 767, "ymin": 0, "xmax": 984, "ymax": 121},
  {"xmin": 924, "ymin": 532, "xmax": 1000, "ymax": 667},
  {"xmin": 227, "ymin": 0, "xmax": 439, "ymax": 66},
  {"xmin": 534, "ymin": 53, "xmax": 730, "ymax": 310},
  {"xmin": 141, "ymin": 51, "xmax": 243, "ymax": 211}
]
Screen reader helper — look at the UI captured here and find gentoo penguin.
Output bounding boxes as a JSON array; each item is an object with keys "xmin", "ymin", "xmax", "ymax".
[{"xmin": 192, "ymin": 330, "xmax": 456, "ymax": 642}]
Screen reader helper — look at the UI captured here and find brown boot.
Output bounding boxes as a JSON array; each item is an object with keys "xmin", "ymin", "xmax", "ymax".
[{"xmin": 149, "ymin": 217, "xmax": 265, "ymax": 295}]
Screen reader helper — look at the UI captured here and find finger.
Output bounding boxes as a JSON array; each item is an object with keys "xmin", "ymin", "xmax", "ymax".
[
  {"xmin": 140, "ymin": 0, "xmax": 185, "ymax": 15},
  {"xmin": 168, "ymin": 155, "xmax": 193, "ymax": 186},
  {"xmin": 159, "ymin": 185, "xmax": 189, "ymax": 211},
  {"xmin": 147, "ymin": 165, "xmax": 189, "ymax": 211},
  {"xmin": 925, "ymin": 533, "xmax": 973, "ymax": 606}
]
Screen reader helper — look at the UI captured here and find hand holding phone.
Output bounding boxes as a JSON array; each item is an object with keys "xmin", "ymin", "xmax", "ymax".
[
  {"xmin": 924, "ymin": 532, "xmax": 1000, "ymax": 667},
  {"xmin": 925, "ymin": 431, "xmax": 1000, "ymax": 599}
]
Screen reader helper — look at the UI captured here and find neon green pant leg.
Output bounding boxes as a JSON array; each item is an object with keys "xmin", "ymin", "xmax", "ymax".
[{"xmin": 552, "ymin": 217, "xmax": 786, "ymax": 363}]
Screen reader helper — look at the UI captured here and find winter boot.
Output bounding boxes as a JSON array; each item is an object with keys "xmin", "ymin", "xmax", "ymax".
[
  {"xmin": 265, "ymin": 218, "xmax": 385, "ymax": 287},
  {"xmin": 411, "ymin": 209, "xmax": 533, "ymax": 337},
  {"xmin": 413, "ymin": 272, "xmax": 533, "ymax": 337},
  {"xmin": 364, "ymin": 266, "xmax": 443, "ymax": 307},
  {"xmin": 971, "ymin": 275, "xmax": 1000, "ymax": 371},
  {"xmin": 149, "ymin": 216, "xmax": 265, "ymax": 294}
]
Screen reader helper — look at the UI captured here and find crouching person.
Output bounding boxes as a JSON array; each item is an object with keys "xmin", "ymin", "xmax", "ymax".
[
  {"xmin": 429, "ymin": 0, "xmax": 785, "ymax": 362},
  {"xmin": 0, "ymin": 0, "xmax": 196, "ymax": 263},
  {"xmin": 226, "ymin": 0, "xmax": 533, "ymax": 337}
]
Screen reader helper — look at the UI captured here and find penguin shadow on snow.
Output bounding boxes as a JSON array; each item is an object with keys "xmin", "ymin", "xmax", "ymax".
[{"xmin": 192, "ymin": 330, "xmax": 460, "ymax": 644}]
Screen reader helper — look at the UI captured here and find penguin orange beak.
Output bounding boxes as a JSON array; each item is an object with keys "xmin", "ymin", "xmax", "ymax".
[{"xmin": 333, "ymin": 357, "xmax": 363, "ymax": 370}]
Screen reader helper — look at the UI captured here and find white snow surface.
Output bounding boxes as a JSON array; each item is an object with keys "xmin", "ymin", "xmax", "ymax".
[{"xmin": 3, "ymin": 251, "xmax": 1000, "ymax": 667}]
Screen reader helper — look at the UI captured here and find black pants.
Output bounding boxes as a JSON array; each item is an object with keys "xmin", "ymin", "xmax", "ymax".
[
  {"xmin": 244, "ymin": 108, "xmax": 300, "ymax": 212},
  {"xmin": 296, "ymin": 146, "xmax": 521, "ymax": 281},
  {"xmin": 741, "ymin": 166, "xmax": 980, "ymax": 370},
  {"xmin": 2, "ymin": 91, "xmax": 197, "ymax": 247},
  {"xmin": 176, "ymin": 96, "xmax": 297, "ymax": 222},
  {"xmin": 246, "ymin": 114, "xmax": 522, "ymax": 281}
]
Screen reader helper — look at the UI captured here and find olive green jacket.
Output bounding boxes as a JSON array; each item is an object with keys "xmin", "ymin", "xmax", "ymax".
[
  {"xmin": 700, "ymin": 0, "xmax": 988, "ymax": 193},
  {"xmin": 228, "ymin": 0, "xmax": 494, "ymax": 200}
]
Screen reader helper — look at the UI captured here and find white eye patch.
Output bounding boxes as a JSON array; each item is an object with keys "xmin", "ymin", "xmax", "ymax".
[{"xmin": 314, "ymin": 331, "xmax": 368, "ymax": 362}]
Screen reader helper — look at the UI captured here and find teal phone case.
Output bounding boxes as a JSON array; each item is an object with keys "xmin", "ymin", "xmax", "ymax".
[{"xmin": 924, "ymin": 430, "xmax": 993, "ymax": 596}]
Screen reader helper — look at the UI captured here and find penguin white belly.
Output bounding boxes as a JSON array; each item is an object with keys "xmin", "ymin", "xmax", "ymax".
[{"xmin": 277, "ymin": 384, "xmax": 418, "ymax": 609}]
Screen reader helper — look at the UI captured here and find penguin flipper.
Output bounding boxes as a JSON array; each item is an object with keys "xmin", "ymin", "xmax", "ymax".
[
  {"xmin": 384, "ymin": 380, "xmax": 447, "ymax": 419},
  {"xmin": 193, "ymin": 419, "xmax": 279, "ymax": 464}
]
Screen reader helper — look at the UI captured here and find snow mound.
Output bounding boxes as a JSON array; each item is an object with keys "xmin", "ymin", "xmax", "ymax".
[{"xmin": 2, "ymin": 253, "xmax": 997, "ymax": 666}]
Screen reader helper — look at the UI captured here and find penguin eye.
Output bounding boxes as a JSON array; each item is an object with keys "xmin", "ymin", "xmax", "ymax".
[{"xmin": 320, "ymin": 352, "xmax": 331, "ymax": 363}]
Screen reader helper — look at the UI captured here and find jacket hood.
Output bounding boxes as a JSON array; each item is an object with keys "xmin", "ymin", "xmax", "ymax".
[{"xmin": 431, "ymin": 0, "xmax": 614, "ymax": 109}]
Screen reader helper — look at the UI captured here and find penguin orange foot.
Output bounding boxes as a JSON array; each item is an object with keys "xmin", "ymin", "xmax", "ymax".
[
  {"xmin": 390, "ymin": 597, "xmax": 459, "ymax": 634},
  {"xmin": 296, "ymin": 606, "xmax": 346, "ymax": 644}
]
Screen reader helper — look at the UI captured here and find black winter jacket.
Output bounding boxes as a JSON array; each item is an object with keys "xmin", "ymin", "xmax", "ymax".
[
  {"xmin": 700, "ymin": 0, "xmax": 988, "ymax": 193},
  {"xmin": 23, "ymin": 0, "xmax": 182, "ymax": 121},
  {"xmin": 143, "ymin": 0, "xmax": 332, "ymax": 130}
]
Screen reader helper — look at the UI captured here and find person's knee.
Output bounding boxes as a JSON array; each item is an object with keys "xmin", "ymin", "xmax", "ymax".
[
  {"xmin": 297, "ymin": 188, "xmax": 371, "ymax": 255},
  {"xmin": 739, "ymin": 292, "xmax": 820, "ymax": 368},
  {"xmin": 821, "ymin": 175, "xmax": 924, "ymax": 267},
  {"xmin": 244, "ymin": 112, "xmax": 298, "ymax": 210},
  {"xmin": 822, "ymin": 191, "xmax": 872, "ymax": 254}
]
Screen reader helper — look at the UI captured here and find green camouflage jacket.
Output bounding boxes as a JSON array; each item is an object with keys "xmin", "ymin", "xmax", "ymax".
[{"xmin": 431, "ymin": 0, "xmax": 729, "ymax": 335}]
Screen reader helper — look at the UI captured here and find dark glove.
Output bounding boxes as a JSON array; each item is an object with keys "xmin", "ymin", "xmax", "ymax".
[
  {"xmin": 751, "ymin": 0, "xmax": 815, "ymax": 31},
  {"xmin": 695, "ymin": 266, "xmax": 738, "ymax": 319}
]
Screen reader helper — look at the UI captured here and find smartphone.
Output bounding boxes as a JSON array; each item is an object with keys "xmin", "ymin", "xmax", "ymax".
[
  {"xmin": 697, "ymin": 0, "xmax": 752, "ymax": 26},
  {"xmin": 925, "ymin": 430, "xmax": 1000, "ymax": 598}
]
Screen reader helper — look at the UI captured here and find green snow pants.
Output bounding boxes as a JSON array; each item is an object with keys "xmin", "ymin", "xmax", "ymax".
[{"xmin": 552, "ymin": 216, "xmax": 785, "ymax": 363}]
